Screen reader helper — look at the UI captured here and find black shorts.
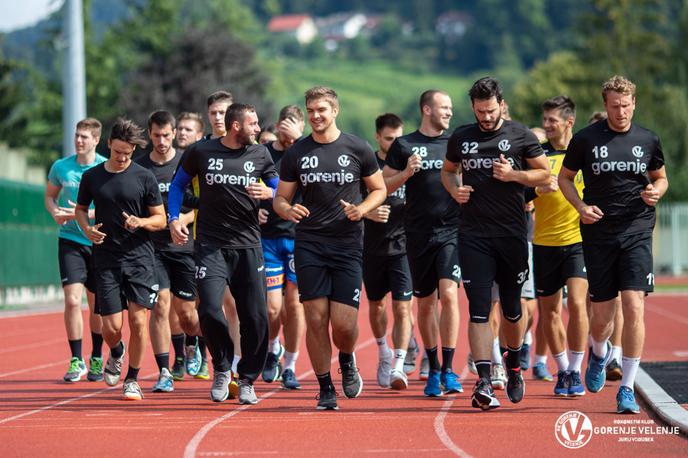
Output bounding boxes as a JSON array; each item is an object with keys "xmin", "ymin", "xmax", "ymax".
[
  {"xmin": 95, "ymin": 264, "xmax": 159, "ymax": 316},
  {"xmin": 533, "ymin": 243, "xmax": 586, "ymax": 297},
  {"xmin": 294, "ymin": 239, "xmax": 362, "ymax": 308},
  {"xmin": 154, "ymin": 249, "xmax": 197, "ymax": 301},
  {"xmin": 194, "ymin": 242, "xmax": 267, "ymax": 314},
  {"xmin": 363, "ymin": 253, "xmax": 413, "ymax": 302},
  {"xmin": 406, "ymin": 230, "xmax": 460, "ymax": 298},
  {"xmin": 583, "ymin": 232, "xmax": 654, "ymax": 302},
  {"xmin": 459, "ymin": 235, "xmax": 529, "ymax": 290},
  {"xmin": 58, "ymin": 238, "xmax": 96, "ymax": 292}
]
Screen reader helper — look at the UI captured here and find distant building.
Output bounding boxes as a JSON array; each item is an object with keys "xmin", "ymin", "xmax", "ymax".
[
  {"xmin": 267, "ymin": 14, "xmax": 318, "ymax": 44},
  {"xmin": 436, "ymin": 11, "xmax": 470, "ymax": 40}
]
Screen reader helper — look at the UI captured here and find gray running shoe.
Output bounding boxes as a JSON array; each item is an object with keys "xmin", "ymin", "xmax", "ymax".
[
  {"xmin": 404, "ymin": 337, "xmax": 419, "ymax": 375},
  {"xmin": 376, "ymin": 349, "xmax": 393, "ymax": 388},
  {"xmin": 210, "ymin": 370, "xmax": 232, "ymax": 402},
  {"xmin": 340, "ymin": 360, "xmax": 363, "ymax": 398},
  {"xmin": 104, "ymin": 343, "xmax": 126, "ymax": 386},
  {"xmin": 238, "ymin": 378, "xmax": 258, "ymax": 405},
  {"xmin": 122, "ymin": 379, "xmax": 143, "ymax": 401}
]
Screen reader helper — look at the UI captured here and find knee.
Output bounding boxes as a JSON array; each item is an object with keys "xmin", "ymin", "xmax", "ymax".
[
  {"xmin": 369, "ymin": 300, "xmax": 385, "ymax": 313},
  {"xmin": 64, "ymin": 294, "xmax": 82, "ymax": 310},
  {"xmin": 623, "ymin": 303, "xmax": 644, "ymax": 324}
]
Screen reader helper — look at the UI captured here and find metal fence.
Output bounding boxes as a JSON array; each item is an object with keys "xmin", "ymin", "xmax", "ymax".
[{"xmin": 655, "ymin": 202, "xmax": 688, "ymax": 276}]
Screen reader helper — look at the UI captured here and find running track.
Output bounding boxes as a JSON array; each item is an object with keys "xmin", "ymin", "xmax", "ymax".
[{"xmin": 1, "ymin": 292, "xmax": 686, "ymax": 457}]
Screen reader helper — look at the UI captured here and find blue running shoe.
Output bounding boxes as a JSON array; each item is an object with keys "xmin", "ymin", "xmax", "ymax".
[
  {"xmin": 554, "ymin": 371, "xmax": 570, "ymax": 396},
  {"xmin": 152, "ymin": 368, "xmax": 174, "ymax": 393},
  {"xmin": 440, "ymin": 370, "xmax": 464, "ymax": 393},
  {"xmin": 585, "ymin": 341, "xmax": 610, "ymax": 393},
  {"xmin": 185, "ymin": 343, "xmax": 202, "ymax": 376},
  {"xmin": 568, "ymin": 371, "xmax": 586, "ymax": 396},
  {"xmin": 424, "ymin": 370, "xmax": 442, "ymax": 397},
  {"xmin": 519, "ymin": 343, "xmax": 531, "ymax": 371},
  {"xmin": 616, "ymin": 386, "xmax": 640, "ymax": 414},
  {"xmin": 533, "ymin": 362, "xmax": 553, "ymax": 381},
  {"xmin": 281, "ymin": 368, "xmax": 301, "ymax": 390}
]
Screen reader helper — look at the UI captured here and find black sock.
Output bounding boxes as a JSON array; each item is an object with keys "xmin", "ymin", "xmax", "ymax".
[
  {"xmin": 125, "ymin": 366, "xmax": 140, "ymax": 381},
  {"xmin": 426, "ymin": 346, "xmax": 441, "ymax": 372},
  {"xmin": 91, "ymin": 332, "xmax": 103, "ymax": 358},
  {"xmin": 441, "ymin": 347, "xmax": 455, "ymax": 373},
  {"xmin": 506, "ymin": 345, "xmax": 522, "ymax": 370},
  {"xmin": 198, "ymin": 336, "xmax": 207, "ymax": 362},
  {"xmin": 172, "ymin": 334, "xmax": 185, "ymax": 360},
  {"xmin": 110, "ymin": 341, "xmax": 124, "ymax": 359},
  {"xmin": 316, "ymin": 372, "xmax": 335, "ymax": 391},
  {"xmin": 500, "ymin": 346, "xmax": 509, "ymax": 358},
  {"xmin": 338, "ymin": 352, "xmax": 354, "ymax": 368},
  {"xmin": 68, "ymin": 339, "xmax": 82, "ymax": 359},
  {"xmin": 476, "ymin": 360, "xmax": 491, "ymax": 381},
  {"xmin": 185, "ymin": 334, "xmax": 197, "ymax": 347},
  {"xmin": 155, "ymin": 352, "xmax": 169, "ymax": 372}
]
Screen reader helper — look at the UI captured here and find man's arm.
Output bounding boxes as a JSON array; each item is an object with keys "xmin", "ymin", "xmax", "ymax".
[
  {"xmin": 45, "ymin": 183, "xmax": 73, "ymax": 225},
  {"xmin": 123, "ymin": 204, "xmax": 167, "ymax": 232},
  {"xmin": 382, "ymin": 158, "xmax": 420, "ymax": 194},
  {"xmin": 273, "ymin": 180, "xmax": 309, "ymax": 223},
  {"xmin": 341, "ymin": 171, "xmax": 386, "ymax": 221},
  {"xmin": 75, "ymin": 203, "xmax": 106, "ymax": 244},
  {"xmin": 558, "ymin": 166, "xmax": 603, "ymax": 224},
  {"xmin": 493, "ymin": 153, "xmax": 550, "ymax": 186},
  {"xmin": 640, "ymin": 167, "xmax": 668, "ymax": 207},
  {"xmin": 440, "ymin": 159, "xmax": 473, "ymax": 204}
]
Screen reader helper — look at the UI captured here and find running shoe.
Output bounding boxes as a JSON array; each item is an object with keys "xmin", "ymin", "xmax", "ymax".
[
  {"xmin": 185, "ymin": 343, "xmax": 202, "ymax": 376},
  {"xmin": 616, "ymin": 386, "xmax": 640, "ymax": 414},
  {"xmin": 491, "ymin": 364, "xmax": 507, "ymax": 390},
  {"xmin": 424, "ymin": 370, "xmax": 442, "ymax": 397},
  {"xmin": 104, "ymin": 343, "xmax": 126, "ymax": 386},
  {"xmin": 519, "ymin": 343, "xmax": 531, "ymax": 371},
  {"xmin": 281, "ymin": 368, "xmax": 301, "ymax": 390},
  {"xmin": 171, "ymin": 356, "xmax": 185, "ymax": 381},
  {"xmin": 64, "ymin": 357, "xmax": 87, "ymax": 383},
  {"xmin": 229, "ymin": 372, "xmax": 239, "ymax": 399},
  {"xmin": 152, "ymin": 368, "xmax": 174, "ymax": 393},
  {"xmin": 238, "ymin": 378, "xmax": 258, "ymax": 405},
  {"xmin": 195, "ymin": 360, "xmax": 209, "ymax": 380},
  {"xmin": 505, "ymin": 366, "xmax": 525, "ymax": 403},
  {"xmin": 390, "ymin": 369, "xmax": 408, "ymax": 390},
  {"xmin": 340, "ymin": 360, "xmax": 363, "ymax": 399},
  {"xmin": 440, "ymin": 370, "xmax": 463, "ymax": 393},
  {"xmin": 404, "ymin": 338, "xmax": 419, "ymax": 375},
  {"xmin": 87, "ymin": 356, "xmax": 103, "ymax": 382},
  {"xmin": 376, "ymin": 348, "xmax": 393, "ymax": 388},
  {"xmin": 533, "ymin": 362, "xmax": 553, "ymax": 381},
  {"xmin": 262, "ymin": 346, "xmax": 284, "ymax": 383},
  {"xmin": 554, "ymin": 371, "xmax": 570, "ymax": 396},
  {"xmin": 568, "ymin": 370, "xmax": 585, "ymax": 396},
  {"xmin": 471, "ymin": 378, "xmax": 500, "ymax": 410},
  {"xmin": 210, "ymin": 369, "xmax": 232, "ymax": 402},
  {"xmin": 467, "ymin": 352, "xmax": 478, "ymax": 375},
  {"xmin": 585, "ymin": 341, "xmax": 611, "ymax": 393},
  {"xmin": 419, "ymin": 354, "xmax": 430, "ymax": 381},
  {"xmin": 606, "ymin": 358, "xmax": 623, "ymax": 381},
  {"xmin": 123, "ymin": 379, "xmax": 143, "ymax": 401},
  {"xmin": 316, "ymin": 389, "xmax": 338, "ymax": 410}
]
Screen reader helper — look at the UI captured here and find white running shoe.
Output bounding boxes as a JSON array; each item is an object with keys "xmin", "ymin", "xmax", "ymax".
[
  {"xmin": 491, "ymin": 363, "xmax": 507, "ymax": 391},
  {"xmin": 390, "ymin": 369, "xmax": 408, "ymax": 390}
]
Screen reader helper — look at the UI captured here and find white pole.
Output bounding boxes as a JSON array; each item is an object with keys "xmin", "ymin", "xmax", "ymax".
[{"xmin": 62, "ymin": 0, "xmax": 86, "ymax": 158}]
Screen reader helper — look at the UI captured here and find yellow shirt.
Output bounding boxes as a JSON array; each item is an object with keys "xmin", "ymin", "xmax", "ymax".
[{"xmin": 533, "ymin": 143, "xmax": 585, "ymax": 246}]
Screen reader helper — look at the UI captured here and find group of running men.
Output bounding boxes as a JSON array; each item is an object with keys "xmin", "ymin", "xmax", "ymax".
[{"xmin": 45, "ymin": 74, "xmax": 667, "ymax": 414}]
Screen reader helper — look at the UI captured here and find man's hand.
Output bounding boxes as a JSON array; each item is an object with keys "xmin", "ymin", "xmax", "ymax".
[
  {"xmin": 405, "ymin": 153, "xmax": 422, "ymax": 178},
  {"xmin": 246, "ymin": 182, "xmax": 273, "ymax": 200},
  {"xmin": 279, "ymin": 117, "xmax": 303, "ymax": 143},
  {"xmin": 122, "ymin": 212, "xmax": 145, "ymax": 231},
  {"xmin": 340, "ymin": 199, "xmax": 363, "ymax": 221},
  {"xmin": 85, "ymin": 223, "xmax": 106, "ymax": 244},
  {"xmin": 453, "ymin": 185, "xmax": 473, "ymax": 204},
  {"xmin": 51, "ymin": 200, "xmax": 77, "ymax": 225},
  {"xmin": 492, "ymin": 154, "xmax": 514, "ymax": 182},
  {"xmin": 640, "ymin": 183, "xmax": 660, "ymax": 206},
  {"xmin": 365, "ymin": 204, "xmax": 390, "ymax": 223},
  {"xmin": 169, "ymin": 219, "xmax": 189, "ymax": 245},
  {"xmin": 258, "ymin": 208, "xmax": 269, "ymax": 225},
  {"xmin": 536, "ymin": 174, "xmax": 559, "ymax": 194},
  {"xmin": 285, "ymin": 204, "xmax": 310, "ymax": 223},
  {"xmin": 578, "ymin": 205, "xmax": 604, "ymax": 224}
]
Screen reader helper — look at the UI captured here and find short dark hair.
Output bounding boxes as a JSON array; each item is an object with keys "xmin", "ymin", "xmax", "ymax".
[
  {"xmin": 147, "ymin": 110, "xmax": 176, "ymax": 130},
  {"xmin": 304, "ymin": 86, "xmax": 339, "ymax": 110},
  {"xmin": 225, "ymin": 103, "xmax": 256, "ymax": 127},
  {"xmin": 468, "ymin": 77, "xmax": 503, "ymax": 103},
  {"xmin": 109, "ymin": 118, "xmax": 147, "ymax": 148},
  {"xmin": 419, "ymin": 90, "xmax": 447, "ymax": 113},
  {"xmin": 75, "ymin": 118, "xmax": 102, "ymax": 138},
  {"xmin": 542, "ymin": 95, "xmax": 576, "ymax": 120},
  {"xmin": 177, "ymin": 112, "xmax": 204, "ymax": 132},
  {"xmin": 375, "ymin": 113, "xmax": 403, "ymax": 133},
  {"xmin": 207, "ymin": 90, "xmax": 234, "ymax": 107},
  {"xmin": 278, "ymin": 105, "xmax": 304, "ymax": 123}
]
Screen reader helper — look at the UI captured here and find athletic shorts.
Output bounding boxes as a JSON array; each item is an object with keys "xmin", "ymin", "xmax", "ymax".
[
  {"xmin": 261, "ymin": 236, "xmax": 297, "ymax": 291},
  {"xmin": 95, "ymin": 264, "xmax": 159, "ymax": 316},
  {"xmin": 521, "ymin": 242, "xmax": 536, "ymax": 300},
  {"xmin": 583, "ymin": 232, "xmax": 654, "ymax": 302},
  {"xmin": 406, "ymin": 229, "xmax": 460, "ymax": 298},
  {"xmin": 154, "ymin": 249, "xmax": 197, "ymax": 301},
  {"xmin": 363, "ymin": 253, "xmax": 413, "ymax": 302},
  {"xmin": 58, "ymin": 238, "xmax": 96, "ymax": 292},
  {"xmin": 294, "ymin": 238, "xmax": 362, "ymax": 308},
  {"xmin": 459, "ymin": 235, "xmax": 529, "ymax": 290},
  {"xmin": 533, "ymin": 243, "xmax": 586, "ymax": 297},
  {"xmin": 194, "ymin": 242, "xmax": 267, "ymax": 314}
]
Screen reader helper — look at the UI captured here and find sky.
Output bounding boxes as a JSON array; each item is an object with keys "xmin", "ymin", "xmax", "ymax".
[{"xmin": 0, "ymin": 0, "xmax": 62, "ymax": 33}]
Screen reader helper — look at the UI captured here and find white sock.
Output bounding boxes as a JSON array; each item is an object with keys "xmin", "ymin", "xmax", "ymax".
[
  {"xmin": 534, "ymin": 354, "xmax": 547, "ymax": 365},
  {"xmin": 270, "ymin": 337, "xmax": 281, "ymax": 355},
  {"xmin": 591, "ymin": 337, "xmax": 608, "ymax": 360},
  {"xmin": 523, "ymin": 330, "xmax": 533, "ymax": 346},
  {"xmin": 568, "ymin": 351, "xmax": 585, "ymax": 373},
  {"xmin": 376, "ymin": 334, "xmax": 391, "ymax": 358},
  {"xmin": 553, "ymin": 351, "xmax": 569, "ymax": 373},
  {"xmin": 620, "ymin": 356, "xmax": 640, "ymax": 390},
  {"xmin": 393, "ymin": 348, "xmax": 407, "ymax": 373},
  {"xmin": 231, "ymin": 354, "xmax": 240, "ymax": 373},
  {"xmin": 491, "ymin": 337, "xmax": 501, "ymax": 364},
  {"xmin": 611, "ymin": 346, "xmax": 622, "ymax": 364},
  {"xmin": 283, "ymin": 351, "xmax": 298, "ymax": 372}
]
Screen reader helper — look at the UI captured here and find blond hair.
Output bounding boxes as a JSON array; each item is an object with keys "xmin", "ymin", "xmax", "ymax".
[{"xmin": 602, "ymin": 75, "xmax": 636, "ymax": 101}]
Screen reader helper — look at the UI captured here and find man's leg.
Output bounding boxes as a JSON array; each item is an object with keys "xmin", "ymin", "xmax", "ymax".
[
  {"xmin": 223, "ymin": 287, "xmax": 241, "ymax": 373},
  {"xmin": 281, "ymin": 280, "xmax": 304, "ymax": 389},
  {"xmin": 607, "ymin": 298, "xmax": 624, "ymax": 380},
  {"xmin": 85, "ymin": 289, "xmax": 104, "ymax": 381},
  {"xmin": 150, "ymin": 289, "xmax": 171, "ymax": 374},
  {"xmin": 63, "ymin": 282, "xmax": 86, "ymax": 381},
  {"xmin": 263, "ymin": 286, "xmax": 285, "ymax": 383}
]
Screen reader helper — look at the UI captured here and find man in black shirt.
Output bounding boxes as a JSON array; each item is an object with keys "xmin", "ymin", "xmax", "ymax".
[
  {"xmin": 175, "ymin": 112, "xmax": 204, "ymax": 153},
  {"xmin": 364, "ymin": 113, "xmax": 413, "ymax": 390},
  {"xmin": 274, "ymin": 87, "xmax": 386, "ymax": 410},
  {"xmin": 169, "ymin": 103, "xmax": 277, "ymax": 406},
  {"xmin": 383, "ymin": 90, "xmax": 463, "ymax": 398},
  {"xmin": 442, "ymin": 77, "xmax": 550, "ymax": 410},
  {"xmin": 75, "ymin": 118, "xmax": 167, "ymax": 401},
  {"xmin": 559, "ymin": 75, "xmax": 668, "ymax": 414}
]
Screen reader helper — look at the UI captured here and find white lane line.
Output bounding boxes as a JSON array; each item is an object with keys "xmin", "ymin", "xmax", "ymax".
[
  {"xmin": 0, "ymin": 338, "xmax": 64, "ymax": 355},
  {"xmin": 433, "ymin": 364, "xmax": 472, "ymax": 457},
  {"xmin": 0, "ymin": 360, "xmax": 64, "ymax": 378},
  {"xmin": 645, "ymin": 303, "xmax": 688, "ymax": 325},
  {"xmin": 184, "ymin": 337, "xmax": 376, "ymax": 458}
]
